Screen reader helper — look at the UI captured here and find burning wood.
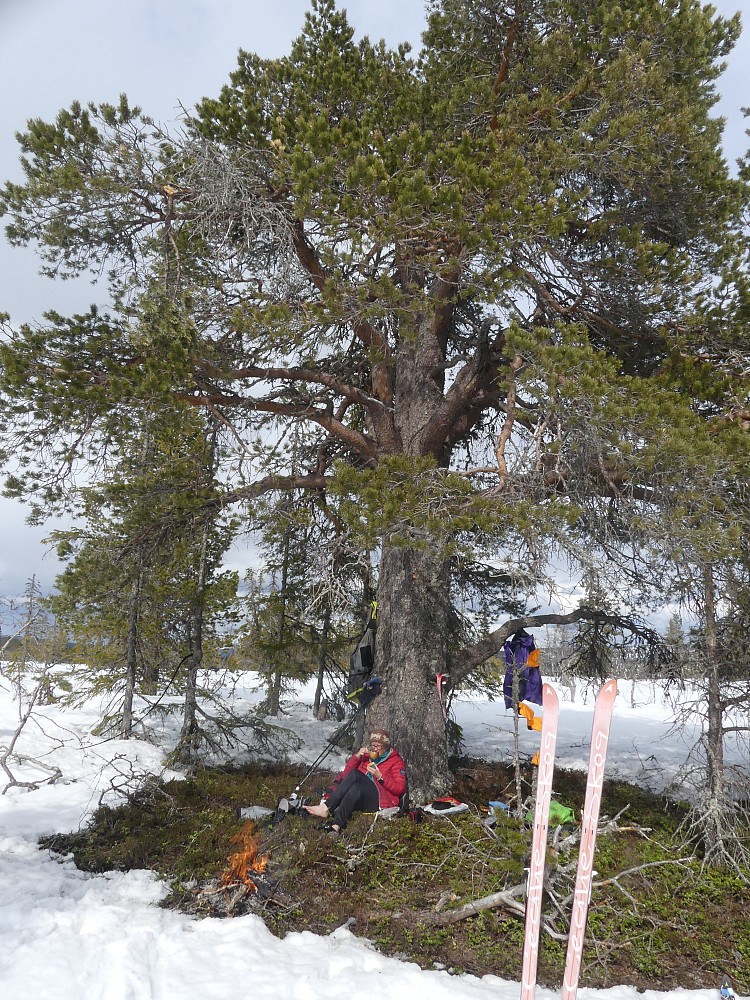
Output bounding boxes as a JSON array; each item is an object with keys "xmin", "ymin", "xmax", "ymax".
[
  {"xmin": 220, "ymin": 821, "xmax": 269, "ymax": 891},
  {"xmin": 183, "ymin": 821, "xmax": 290, "ymax": 918}
]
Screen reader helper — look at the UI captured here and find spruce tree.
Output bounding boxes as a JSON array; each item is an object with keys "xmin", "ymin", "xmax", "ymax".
[{"xmin": 48, "ymin": 404, "xmax": 239, "ymax": 742}]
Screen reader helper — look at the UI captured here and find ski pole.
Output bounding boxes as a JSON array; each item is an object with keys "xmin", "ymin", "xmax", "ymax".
[{"xmin": 289, "ymin": 677, "xmax": 382, "ymax": 795}]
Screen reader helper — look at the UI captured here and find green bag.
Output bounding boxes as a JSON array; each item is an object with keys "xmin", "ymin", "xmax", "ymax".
[
  {"xmin": 549, "ymin": 799, "xmax": 575, "ymax": 826},
  {"xmin": 526, "ymin": 798, "xmax": 575, "ymax": 826}
]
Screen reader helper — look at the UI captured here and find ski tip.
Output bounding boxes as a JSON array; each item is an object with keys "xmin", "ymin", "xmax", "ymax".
[{"xmin": 602, "ymin": 678, "xmax": 617, "ymax": 698}]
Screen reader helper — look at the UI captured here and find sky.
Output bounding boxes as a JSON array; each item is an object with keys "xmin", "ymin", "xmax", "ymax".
[
  {"xmin": 0, "ymin": 0, "xmax": 748, "ymax": 609},
  {"xmin": 0, "ymin": 671, "xmax": 747, "ymax": 997}
]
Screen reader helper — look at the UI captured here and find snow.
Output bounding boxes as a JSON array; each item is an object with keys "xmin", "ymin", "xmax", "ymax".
[
  {"xmin": 0, "ymin": 672, "xmax": 746, "ymax": 1000},
  {"xmin": 454, "ymin": 679, "xmax": 748, "ymax": 801}
]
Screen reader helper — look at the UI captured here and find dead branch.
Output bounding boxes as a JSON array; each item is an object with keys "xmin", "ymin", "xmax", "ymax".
[
  {"xmin": 94, "ymin": 755, "xmax": 159, "ymax": 808},
  {"xmin": 0, "ymin": 611, "xmax": 42, "ymax": 660},
  {"xmin": 421, "ymin": 803, "xmax": 690, "ymax": 942},
  {"xmin": 677, "ymin": 800, "xmax": 750, "ymax": 876},
  {"xmin": 419, "ymin": 883, "xmax": 568, "ymax": 941},
  {"xmin": 7, "ymin": 753, "xmax": 62, "ymax": 786},
  {"xmin": 599, "ymin": 804, "xmax": 651, "ymax": 836},
  {"xmin": 1, "ymin": 669, "xmax": 62, "ymax": 793},
  {"xmin": 420, "ymin": 883, "xmax": 523, "ymax": 923},
  {"xmin": 558, "ymin": 856, "xmax": 697, "ymax": 911}
]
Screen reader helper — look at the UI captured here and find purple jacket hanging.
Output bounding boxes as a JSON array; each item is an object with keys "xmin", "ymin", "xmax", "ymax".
[{"xmin": 503, "ymin": 631, "xmax": 542, "ymax": 708}]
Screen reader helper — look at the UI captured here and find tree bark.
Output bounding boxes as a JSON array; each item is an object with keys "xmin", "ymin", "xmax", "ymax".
[
  {"xmin": 368, "ymin": 545, "xmax": 452, "ymax": 802},
  {"xmin": 122, "ymin": 572, "xmax": 141, "ymax": 738}
]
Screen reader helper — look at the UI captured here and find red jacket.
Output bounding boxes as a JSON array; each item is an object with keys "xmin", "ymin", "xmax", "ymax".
[{"xmin": 340, "ymin": 747, "xmax": 407, "ymax": 809}]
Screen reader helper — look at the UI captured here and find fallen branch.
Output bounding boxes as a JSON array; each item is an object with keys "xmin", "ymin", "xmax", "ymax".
[
  {"xmin": 552, "ymin": 806, "xmax": 652, "ymax": 852},
  {"xmin": 420, "ymin": 883, "xmax": 523, "ymax": 923},
  {"xmin": 590, "ymin": 856, "xmax": 696, "ymax": 906},
  {"xmin": 418, "ymin": 884, "xmax": 568, "ymax": 941},
  {"xmin": 418, "ymin": 842, "xmax": 693, "ymax": 942},
  {"xmin": 599, "ymin": 805, "xmax": 651, "ymax": 837},
  {"xmin": 7, "ymin": 753, "xmax": 62, "ymax": 786}
]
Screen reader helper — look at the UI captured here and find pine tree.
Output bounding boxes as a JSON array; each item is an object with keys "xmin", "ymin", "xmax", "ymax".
[{"xmin": 1, "ymin": 0, "xmax": 749, "ymax": 797}]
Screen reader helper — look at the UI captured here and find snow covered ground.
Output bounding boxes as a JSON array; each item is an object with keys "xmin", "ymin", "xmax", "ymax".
[
  {"xmin": 453, "ymin": 679, "xmax": 749, "ymax": 801},
  {"xmin": 0, "ymin": 671, "xmax": 746, "ymax": 1000}
]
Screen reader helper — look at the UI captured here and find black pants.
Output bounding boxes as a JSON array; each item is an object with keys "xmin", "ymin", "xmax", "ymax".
[{"xmin": 326, "ymin": 769, "xmax": 380, "ymax": 829}]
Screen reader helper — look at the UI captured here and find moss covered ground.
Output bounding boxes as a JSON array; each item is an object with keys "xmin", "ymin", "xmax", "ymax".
[{"xmin": 40, "ymin": 758, "xmax": 749, "ymax": 993}]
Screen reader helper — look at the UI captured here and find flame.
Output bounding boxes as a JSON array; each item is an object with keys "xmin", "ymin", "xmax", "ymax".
[{"xmin": 220, "ymin": 821, "xmax": 269, "ymax": 891}]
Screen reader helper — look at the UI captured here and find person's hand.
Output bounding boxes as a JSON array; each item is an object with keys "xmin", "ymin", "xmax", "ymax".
[
  {"xmin": 357, "ymin": 746, "xmax": 370, "ymax": 759},
  {"xmin": 367, "ymin": 762, "xmax": 382, "ymax": 780}
]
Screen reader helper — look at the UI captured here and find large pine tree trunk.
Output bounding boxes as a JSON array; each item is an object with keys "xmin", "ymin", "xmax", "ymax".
[
  {"xmin": 368, "ymin": 545, "xmax": 452, "ymax": 802},
  {"xmin": 363, "ymin": 318, "xmax": 458, "ymax": 801}
]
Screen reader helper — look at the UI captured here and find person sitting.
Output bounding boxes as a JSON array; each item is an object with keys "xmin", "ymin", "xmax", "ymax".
[{"xmin": 303, "ymin": 729, "xmax": 406, "ymax": 833}]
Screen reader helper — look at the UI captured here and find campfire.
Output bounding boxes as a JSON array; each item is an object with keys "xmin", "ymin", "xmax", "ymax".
[
  {"xmin": 188, "ymin": 819, "xmax": 288, "ymax": 918},
  {"xmin": 220, "ymin": 821, "xmax": 269, "ymax": 891}
]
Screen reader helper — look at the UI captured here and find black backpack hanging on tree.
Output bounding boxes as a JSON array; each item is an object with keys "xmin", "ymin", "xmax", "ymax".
[{"xmin": 347, "ymin": 601, "xmax": 377, "ymax": 746}]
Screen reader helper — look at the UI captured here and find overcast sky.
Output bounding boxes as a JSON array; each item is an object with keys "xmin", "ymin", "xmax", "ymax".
[{"xmin": 0, "ymin": 0, "xmax": 748, "ymax": 614}]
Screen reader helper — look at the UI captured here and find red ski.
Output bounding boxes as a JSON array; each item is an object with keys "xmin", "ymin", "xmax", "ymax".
[
  {"xmin": 520, "ymin": 683, "xmax": 559, "ymax": 1000},
  {"xmin": 561, "ymin": 678, "xmax": 618, "ymax": 1000}
]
